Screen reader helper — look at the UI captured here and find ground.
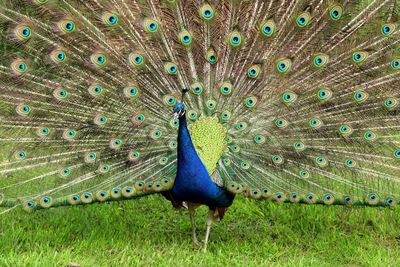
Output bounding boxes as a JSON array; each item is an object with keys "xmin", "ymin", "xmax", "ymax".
[{"xmin": 1, "ymin": 195, "xmax": 400, "ymax": 267}]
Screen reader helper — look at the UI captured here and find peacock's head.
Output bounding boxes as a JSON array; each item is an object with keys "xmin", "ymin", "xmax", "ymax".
[
  {"xmin": 173, "ymin": 89, "xmax": 188, "ymax": 119},
  {"xmin": 173, "ymin": 102, "xmax": 186, "ymax": 120}
]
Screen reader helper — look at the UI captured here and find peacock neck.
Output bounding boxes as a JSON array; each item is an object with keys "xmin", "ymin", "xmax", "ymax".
[{"xmin": 177, "ymin": 114, "xmax": 198, "ymax": 166}]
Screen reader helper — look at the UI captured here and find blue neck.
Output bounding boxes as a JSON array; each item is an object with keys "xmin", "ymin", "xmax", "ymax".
[
  {"xmin": 172, "ymin": 113, "xmax": 235, "ymax": 208},
  {"xmin": 176, "ymin": 114, "xmax": 203, "ymax": 174}
]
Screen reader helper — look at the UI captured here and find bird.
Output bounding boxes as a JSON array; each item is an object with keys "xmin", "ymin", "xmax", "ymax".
[{"xmin": 0, "ymin": 0, "xmax": 400, "ymax": 252}]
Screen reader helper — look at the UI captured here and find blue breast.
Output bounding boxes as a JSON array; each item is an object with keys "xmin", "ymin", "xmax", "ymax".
[{"xmin": 171, "ymin": 114, "xmax": 234, "ymax": 208}]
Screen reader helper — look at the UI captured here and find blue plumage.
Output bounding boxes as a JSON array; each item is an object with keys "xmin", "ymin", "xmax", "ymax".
[{"xmin": 171, "ymin": 109, "xmax": 234, "ymax": 208}]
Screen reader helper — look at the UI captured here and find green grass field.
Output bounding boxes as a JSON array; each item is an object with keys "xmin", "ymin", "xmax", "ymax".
[{"xmin": 1, "ymin": 195, "xmax": 400, "ymax": 267}]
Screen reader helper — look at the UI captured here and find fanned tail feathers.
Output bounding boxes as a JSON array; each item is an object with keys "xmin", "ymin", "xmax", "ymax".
[{"xmin": 0, "ymin": 0, "xmax": 399, "ymax": 213}]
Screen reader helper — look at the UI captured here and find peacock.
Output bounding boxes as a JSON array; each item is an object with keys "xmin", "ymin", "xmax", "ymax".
[{"xmin": 0, "ymin": 0, "xmax": 400, "ymax": 252}]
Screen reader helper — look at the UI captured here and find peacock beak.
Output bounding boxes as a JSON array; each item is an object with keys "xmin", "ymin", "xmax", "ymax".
[{"xmin": 173, "ymin": 109, "xmax": 185, "ymax": 120}]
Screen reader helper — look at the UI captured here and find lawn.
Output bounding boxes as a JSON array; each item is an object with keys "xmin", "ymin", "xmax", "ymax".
[{"xmin": 1, "ymin": 195, "xmax": 400, "ymax": 267}]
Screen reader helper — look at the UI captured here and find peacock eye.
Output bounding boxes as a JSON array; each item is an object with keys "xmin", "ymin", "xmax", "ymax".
[
  {"xmin": 12, "ymin": 60, "xmax": 28, "ymax": 75},
  {"xmin": 247, "ymin": 65, "xmax": 261, "ymax": 78},
  {"xmin": 164, "ymin": 62, "xmax": 178, "ymax": 75},
  {"xmin": 275, "ymin": 118, "xmax": 288, "ymax": 128},
  {"xmin": 339, "ymin": 124, "xmax": 353, "ymax": 138},
  {"xmin": 22, "ymin": 28, "xmax": 30, "ymax": 36},
  {"xmin": 300, "ymin": 170, "xmax": 310, "ymax": 178},
  {"xmin": 308, "ymin": 117, "xmax": 323, "ymax": 129},
  {"xmin": 58, "ymin": 52, "xmax": 65, "ymax": 60},
  {"xmin": 272, "ymin": 154, "xmax": 284, "ymax": 165},
  {"xmin": 230, "ymin": 144, "xmax": 241, "ymax": 153},
  {"xmin": 159, "ymin": 157, "xmax": 168, "ymax": 165},
  {"xmin": 91, "ymin": 53, "xmax": 107, "ymax": 67},
  {"xmin": 315, "ymin": 156, "xmax": 328, "ymax": 167},
  {"xmin": 282, "ymin": 91, "xmax": 297, "ymax": 105},
  {"xmin": 124, "ymin": 85, "xmax": 139, "ymax": 98},
  {"xmin": 391, "ymin": 59, "xmax": 400, "ymax": 69},
  {"xmin": 254, "ymin": 135, "xmax": 265, "ymax": 144},
  {"xmin": 223, "ymin": 158, "xmax": 232, "ymax": 166},
  {"xmin": 296, "ymin": 12, "xmax": 311, "ymax": 27},
  {"xmin": 236, "ymin": 122, "xmax": 247, "ymax": 130},
  {"xmin": 66, "ymin": 22, "xmax": 74, "ymax": 31},
  {"xmin": 220, "ymin": 110, "xmax": 231, "ymax": 121},
  {"xmin": 228, "ymin": 31, "xmax": 243, "ymax": 47},
  {"xmin": 275, "ymin": 59, "xmax": 292, "ymax": 74},
  {"xmin": 186, "ymin": 110, "xmax": 197, "ymax": 121},
  {"xmin": 317, "ymin": 88, "xmax": 332, "ymax": 101},
  {"xmin": 144, "ymin": 18, "xmax": 159, "ymax": 32},
  {"xmin": 200, "ymin": 4, "xmax": 214, "ymax": 20},
  {"xmin": 109, "ymin": 16, "xmax": 116, "ymax": 23},
  {"xmin": 382, "ymin": 23, "xmax": 396, "ymax": 35},
  {"xmin": 18, "ymin": 151, "xmax": 26, "ymax": 159},
  {"xmin": 241, "ymin": 161, "xmax": 250, "ymax": 170},
  {"xmin": 206, "ymin": 99, "xmax": 217, "ymax": 110},
  {"xmin": 346, "ymin": 159, "xmax": 356, "ymax": 167},
  {"xmin": 293, "ymin": 141, "xmax": 305, "ymax": 152},
  {"xmin": 58, "ymin": 20, "xmax": 76, "ymax": 33},
  {"xmin": 313, "ymin": 53, "xmax": 329, "ymax": 68},
  {"xmin": 329, "ymin": 4, "xmax": 343, "ymax": 20},
  {"xmin": 261, "ymin": 20, "xmax": 276, "ymax": 37},
  {"xmin": 190, "ymin": 82, "xmax": 204, "ymax": 95},
  {"xmin": 179, "ymin": 30, "xmax": 192, "ymax": 46},
  {"xmin": 15, "ymin": 25, "xmax": 32, "ymax": 41},
  {"xmin": 150, "ymin": 129, "xmax": 162, "ymax": 140},
  {"xmin": 102, "ymin": 12, "xmax": 119, "ymax": 26},
  {"xmin": 352, "ymin": 51, "xmax": 368, "ymax": 63},
  {"xmin": 129, "ymin": 53, "xmax": 144, "ymax": 67},
  {"xmin": 244, "ymin": 96, "xmax": 257, "ymax": 108},
  {"xmin": 205, "ymin": 48, "xmax": 218, "ymax": 64},
  {"xmin": 163, "ymin": 95, "xmax": 176, "ymax": 106},
  {"xmin": 384, "ymin": 97, "xmax": 398, "ymax": 110}
]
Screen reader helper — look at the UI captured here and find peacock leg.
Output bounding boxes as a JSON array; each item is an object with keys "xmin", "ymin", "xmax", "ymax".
[
  {"xmin": 203, "ymin": 209, "xmax": 215, "ymax": 252},
  {"xmin": 188, "ymin": 203, "xmax": 201, "ymax": 246}
]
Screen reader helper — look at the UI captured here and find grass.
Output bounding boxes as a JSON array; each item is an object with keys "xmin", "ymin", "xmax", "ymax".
[{"xmin": 1, "ymin": 195, "xmax": 400, "ymax": 267}]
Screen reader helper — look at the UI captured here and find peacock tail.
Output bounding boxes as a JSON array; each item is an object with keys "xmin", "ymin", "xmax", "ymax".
[{"xmin": 0, "ymin": 0, "xmax": 399, "ymax": 214}]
